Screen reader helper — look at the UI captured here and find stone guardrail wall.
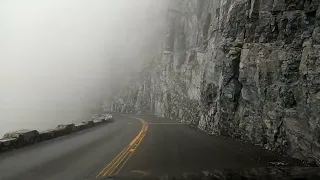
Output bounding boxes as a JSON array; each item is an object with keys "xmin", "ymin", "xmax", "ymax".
[{"xmin": 0, "ymin": 114, "xmax": 113, "ymax": 153}]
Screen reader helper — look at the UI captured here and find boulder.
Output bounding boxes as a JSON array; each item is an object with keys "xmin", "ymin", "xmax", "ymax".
[
  {"xmin": 3, "ymin": 129, "xmax": 39, "ymax": 148},
  {"xmin": 100, "ymin": 118, "xmax": 107, "ymax": 123},
  {"xmin": 54, "ymin": 123, "xmax": 75, "ymax": 137},
  {"xmin": 73, "ymin": 122, "xmax": 87, "ymax": 132},
  {"xmin": 93, "ymin": 119, "xmax": 103, "ymax": 125},
  {"xmin": 39, "ymin": 129, "xmax": 55, "ymax": 141},
  {"xmin": 86, "ymin": 120, "xmax": 94, "ymax": 128},
  {"xmin": 105, "ymin": 114, "xmax": 114, "ymax": 123},
  {"xmin": 99, "ymin": 114, "xmax": 113, "ymax": 123},
  {"xmin": 0, "ymin": 138, "xmax": 17, "ymax": 152},
  {"xmin": 105, "ymin": 114, "xmax": 113, "ymax": 120}
]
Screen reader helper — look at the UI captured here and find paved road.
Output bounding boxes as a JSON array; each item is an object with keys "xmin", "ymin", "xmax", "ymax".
[{"xmin": 0, "ymin": 114, "xmax": 302, "ymax": 180}]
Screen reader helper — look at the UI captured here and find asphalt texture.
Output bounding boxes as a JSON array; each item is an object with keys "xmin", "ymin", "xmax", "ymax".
[{"xmin": 0, "ymin": 114, "xmax": 304, "ymax": 180}]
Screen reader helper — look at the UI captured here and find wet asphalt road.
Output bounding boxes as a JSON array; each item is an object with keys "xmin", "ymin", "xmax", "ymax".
[{"xmin": 0, "ymin": 114, "xmax": 301, "ymax": 180}]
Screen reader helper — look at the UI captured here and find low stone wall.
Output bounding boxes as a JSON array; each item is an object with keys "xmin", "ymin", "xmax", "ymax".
[{"xmin": 0, "ymin": 114, "xmax": 113, "ymax": 153}]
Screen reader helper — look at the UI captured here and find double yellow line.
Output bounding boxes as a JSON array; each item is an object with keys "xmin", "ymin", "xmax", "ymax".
[{"xmin": 96, "ymin": 117, "xmax": 148, "ymax": 178}]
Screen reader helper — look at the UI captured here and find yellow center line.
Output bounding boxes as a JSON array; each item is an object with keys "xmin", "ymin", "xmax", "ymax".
[
  {"xmin": 105, "ymin": 122, "xmax": 148, "ymax": 176},
  {"xmin": 103, "ymin": 122, "xmax": 147, "ymax": 176},
  {"xmin": 96, "ymin": 117, "xmax": 148, "ymax": 178},
  {"xmin": 103, "ymin": 148, "xmax": 131, "ymax": 176},
  {"xmin": 115, "ymin": 124, "xmax": 148, "ymax": 174},
  {"xmin": 103, "ymin": 125, "xmax": 147, "ymax": 176},
  {"xmin": 96, "ymin": 144, "xmax": 131, "ymax": 178}
]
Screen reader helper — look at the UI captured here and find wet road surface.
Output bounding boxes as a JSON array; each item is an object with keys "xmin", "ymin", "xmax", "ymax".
[{"xmin": 0, "ymin": 114, "xmax": 302, "ymax": 180}]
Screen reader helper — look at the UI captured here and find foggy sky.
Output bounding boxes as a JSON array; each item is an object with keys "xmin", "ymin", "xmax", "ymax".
[{"xmin": 0, "ymin": 0, "xmax": 168, "ymax": 135}]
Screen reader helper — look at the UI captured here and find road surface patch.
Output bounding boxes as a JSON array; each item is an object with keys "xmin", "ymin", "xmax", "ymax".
[{"xmin": 131, "ymin": 170, "xmax": 149, "ymax": 176}]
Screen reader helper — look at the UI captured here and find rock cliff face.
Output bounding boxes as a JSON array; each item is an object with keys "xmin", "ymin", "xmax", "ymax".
[{"xmin": 109, "ymin": 0, "xmax": 320, "ymax": 164}]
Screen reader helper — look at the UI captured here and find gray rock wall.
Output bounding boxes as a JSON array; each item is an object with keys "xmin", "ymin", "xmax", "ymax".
[{"xmin": 110, "ymin": 0, "xmax": 320, "ymax": 165}]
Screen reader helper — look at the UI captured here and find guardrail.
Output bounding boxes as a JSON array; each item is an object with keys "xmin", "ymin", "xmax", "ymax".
[{"xmin": 0, "ymin": 114, "xmax": 113, "ymax": 153}]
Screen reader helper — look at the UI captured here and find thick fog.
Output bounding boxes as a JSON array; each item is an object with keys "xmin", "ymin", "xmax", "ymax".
[{"xmin": 0, "ymin": 0, "xmax": 168, "ymax": 135}]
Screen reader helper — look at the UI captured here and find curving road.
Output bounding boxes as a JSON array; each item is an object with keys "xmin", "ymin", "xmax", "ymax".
[{"xmin": 0, "ymin": 114, "xmax": 303, "ymax": 180}]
